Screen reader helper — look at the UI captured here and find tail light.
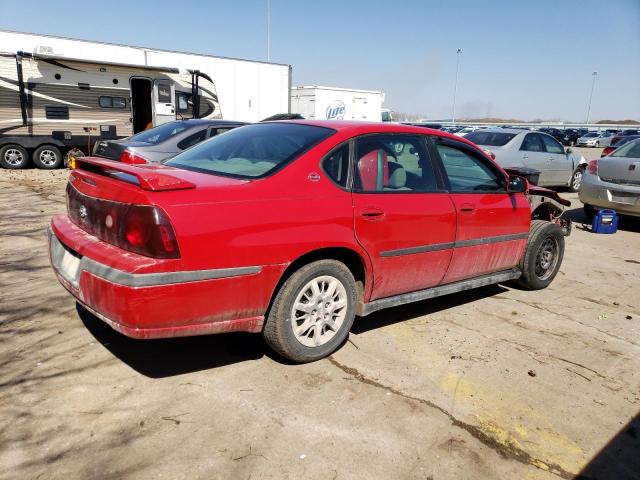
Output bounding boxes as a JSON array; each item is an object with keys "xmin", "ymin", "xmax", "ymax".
[
  {"xmin": 66, "ymin": 183, "xmax": 180, "ymax": 258},
  {"xmin": 586, "ymin": 160, "xmax": 598, "ymax": 175},
  {"xmin": 483, "ymin": 149, "xmax": 496, "ymax": 160},
  {"xmin": 120, "ymin": 150, "xmax": 148, "ymax": 164}
]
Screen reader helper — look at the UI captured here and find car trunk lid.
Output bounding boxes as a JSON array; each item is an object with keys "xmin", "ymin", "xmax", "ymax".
[{"xmin": 598, "ymin": 157, "xmax": 640, "ymax": 186}]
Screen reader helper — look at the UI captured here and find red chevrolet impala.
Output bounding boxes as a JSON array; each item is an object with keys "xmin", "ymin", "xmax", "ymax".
[{"xmin": 49, "ymin": 121, "xmax": 565, "ymax": 362}]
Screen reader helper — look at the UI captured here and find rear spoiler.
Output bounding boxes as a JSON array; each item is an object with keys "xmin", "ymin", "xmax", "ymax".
[
  {"xmin": 72, "ymin": 157, "xmax": 195, "ymax": 191},
  {"xmin": 528, "ymin": 185, "xmax": 571, "ymax": 207}
]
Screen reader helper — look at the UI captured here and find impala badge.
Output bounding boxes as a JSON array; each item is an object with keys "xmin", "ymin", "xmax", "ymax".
[
  {"xmin": 629, "ymin": 164, "xmax": 636, "ymax": 171},
  {"xmin": 79, "ymin": 205, "xmax": 88, "ymax": 219}
]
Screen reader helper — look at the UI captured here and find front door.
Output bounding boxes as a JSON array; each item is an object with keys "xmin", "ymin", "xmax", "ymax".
[
  {"xmin": 540, "ymin": 133, "xmax": 573, "ymax": 185},
  {"xmin": 434, "ymin": 138, "xmax": 530, "ymax": 284},
  {"xmin": 153, "ymin": 80, "xmax": 175, "ymax": 127},
  {"xmin": 519, "ymin": 133, "xmax": 553, "ymax": 185},
  {"xmin": 351, "ymin": 134, "xmax": 457, "ymax": 300}
]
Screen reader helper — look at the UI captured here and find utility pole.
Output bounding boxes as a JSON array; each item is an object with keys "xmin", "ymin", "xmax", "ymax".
[
  {"xmin": 452, "ymin": 48, "xmax": 463, "ymax": 124},
  {"xmin": 585, "ymin": 71, "xmax": 598, "ymax": 124},
  {"xmin": 267, "ymin": 0, "xmax": 271, "ymax": 62}
]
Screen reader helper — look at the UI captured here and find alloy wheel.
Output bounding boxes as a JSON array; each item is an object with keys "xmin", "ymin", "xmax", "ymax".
[
  {"xmin": 39, "ymin": 149, "xmax": 58, "ymax": 167},
  {"xmin": 290, "ymin": 275, "xmax": 348, "ymax": 347},
  {"xmin": 4, "ymin": 149, "xmax": 24, "ymax": 166}
]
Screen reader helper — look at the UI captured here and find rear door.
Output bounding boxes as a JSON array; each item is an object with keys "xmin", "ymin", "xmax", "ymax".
[
  {"xmin": 351, "ymin": 134, "xmax": 457, "ymax": 300},
  {"xmin": 519, "ymin": 133, "xmax": 553, "ymax": 185},
  {"xmin": 434, "ymin": 138, "xmax": 530, "ymax": 284},
  {"xmin": 540, "ymin": 133, "xmax": 572, "ymax": 185},
  {"xmin": 153, "ymin": 80, "xmax": 176, "ymax": 127}
]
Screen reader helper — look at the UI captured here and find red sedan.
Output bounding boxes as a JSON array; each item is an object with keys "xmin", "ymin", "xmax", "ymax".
[{"xmin": 49, "ymin": 121, "xmax": 565, "ymax": 362}]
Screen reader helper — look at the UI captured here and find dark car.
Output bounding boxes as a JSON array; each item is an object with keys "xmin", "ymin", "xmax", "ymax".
[
  {"xmin": 538, "ymin": 128, "xmax": 566, "ymax": 144},
  {"xmin": 93, "ymin": 119, "xmax": 248, "ymax": 164},
  {"xmin": 608, "ymin": 129, "xmax": 640, "ymax": 154},
  {"xmin": 560, "ymin": 129, "xmax": 588, "ymax": 146}
]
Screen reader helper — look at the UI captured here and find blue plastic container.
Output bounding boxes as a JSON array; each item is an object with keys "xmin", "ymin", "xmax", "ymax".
[{"xmin": 592, "ymin": 209, "xmax": 618, "ymax": 234}]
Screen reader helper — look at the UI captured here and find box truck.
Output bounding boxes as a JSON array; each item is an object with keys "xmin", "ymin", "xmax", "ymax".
[
  {"xmin": 0, "ymin": 30, "xmax": 291, "ymax": 168},
  {"xmin": 290, "ymin": 86, "xmax": 386, "ymax": 122}
]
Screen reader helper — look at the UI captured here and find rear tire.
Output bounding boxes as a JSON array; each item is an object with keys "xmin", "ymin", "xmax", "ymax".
[
  {"xmin": 0, "ymin": 144, "xmax": 29, "ymax": 169},
  {"xmin": 515, "ymin": 220, "xmax": 564, "ymax": 290},
  {"xmin": 33, "ymin": 145, "xmax": 63, "ymax": 169},
  {"xmin": 263, "ymin": 260, "xmax": 357, "ymax": 363}
]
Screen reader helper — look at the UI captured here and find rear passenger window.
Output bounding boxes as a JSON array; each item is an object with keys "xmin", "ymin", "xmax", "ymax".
[
  {"xmin": 353, "ymin": 135, "xmax": 437, "ymax": 192},
  {"xmin": 521, "ymin": 133, "xmax": 544, "ymax": 152},
  {"xmin": 436, "ymin": 143, "xmax": 505, "ymax": 193},
  {"xmin": 177, "ymin": 129, "xmax": 207, "ymax": 150},
  {"xmin": 322, "ymin": 143, "xmax": 350, "ymax": 188}
]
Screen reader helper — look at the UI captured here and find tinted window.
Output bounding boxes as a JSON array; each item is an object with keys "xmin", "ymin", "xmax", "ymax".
[
  {"xmin": 540, "ymin": 134, "xmax": 565, "ymax": 154},
  {"xmin": 436, "ymin": 144, "xmax": 505, "ymax": 193},
  {"xmin": 521, "ymin": 133, "xmax": 544, "ymax": 152},
  {"xmin": 177, "ymin": 129, "xmax": 207, "ymax": 150},
  {"xmin": 129, "ymin": 122, "xmax": 190, "ymax": 145},
  {"xmin": 464, "ymin": 131, "xmax": 516, "ymax": 146},
  {"xmin": 209, "ymin": 127, "xmax": 234, "ymax": 137},
  {"xmin": 99, "ymin": 96, "xmax": 127, "ymax": 109},
  {"xmin": 611, "ymin": 139, "xmax": 640, "ymax": 158},
  {"xmin": 322, "ymin": 143, "xmax": 350, "ymax": 188},
  {"xmin": 166, "ymin": 123, "xmax": 334, "ymax": 178},
  {"xmin": 353, "ymin": 135, "xmax": 437, "ymax": 192}
]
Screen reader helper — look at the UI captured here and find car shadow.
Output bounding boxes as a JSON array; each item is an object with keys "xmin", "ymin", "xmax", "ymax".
[
  {"xmin": 563, "ymin": 207, "xmax": 640, "ymax": 233},
  {"xmin": 575, "ymin": 412, "xmax": 639, "ymax": 480},
  {"xmin": 351, "ymin": 284, "xmax": 507, "ymax": 335},
  {"xmin": 77, "ymin": 304, "xmax": 274, "ymax": 378}
]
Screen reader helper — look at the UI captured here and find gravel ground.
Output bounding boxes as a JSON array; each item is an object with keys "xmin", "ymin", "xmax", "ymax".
[{"xmin": 1, "ymin": 146, "xmax": 639, "ymax": 480}]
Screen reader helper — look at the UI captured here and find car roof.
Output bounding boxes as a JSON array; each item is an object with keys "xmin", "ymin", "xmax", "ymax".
[
  {"xmin": 270, "ymin": 119, "xmax": 448, "ymax": 135},
  {"xmin": 169, "ymin": 119, "xmax": 249, "ymax": 127},
  {"xmin": 472, "ymin": 128, "xmax": 526, "ymax": 134}
]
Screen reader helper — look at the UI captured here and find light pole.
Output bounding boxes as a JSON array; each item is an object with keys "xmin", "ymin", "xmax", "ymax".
[
  {"xmin": 267, "ymin": 0, "xmax": 271, "ymax": 62},
  {"xmin": 585, "ymin": 71, "xmax": 598, "ymax": 124},
  {"xmin": 452, "ymin": 48, "xmax": 463, "ymax": 124}
]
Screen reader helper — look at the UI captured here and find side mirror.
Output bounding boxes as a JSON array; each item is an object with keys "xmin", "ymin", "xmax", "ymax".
[
  {"xmin": 566, "ymin": 147, "xmax": 572, "ymax": 154},
  {"xmin": 507, "ymin": 175, "xmax": 527, "ymax": 194}
]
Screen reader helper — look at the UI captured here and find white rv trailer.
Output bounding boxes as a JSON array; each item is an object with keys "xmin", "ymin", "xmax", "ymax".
[
  {"xmin": 290, "ymin": 86, "xmax": 385, "ymax": 122},
  {"xmin": 0, "ymin": 30, "xmax": 291, "ymax": 168}
]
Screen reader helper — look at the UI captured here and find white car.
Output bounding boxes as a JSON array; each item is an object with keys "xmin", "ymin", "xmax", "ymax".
[
  {"xmin": 464, "ymin": 128, "xmax": 588, "ymax": 191},
  {"xmin": 454, "ymin": 127, "xmax": 479, "ymax": 137},
  {"xmin": 576, "ymin": 132, "xmax": 613, "ymax": 147}
]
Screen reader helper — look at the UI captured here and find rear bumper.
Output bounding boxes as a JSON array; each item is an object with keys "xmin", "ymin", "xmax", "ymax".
[
  {"xmin": 48, "ymin": 217, "xmax": 284, "ymax": 339},
  {"xmin": 579, "ymin": 173, "xmax": 640, "ymax": 217}
]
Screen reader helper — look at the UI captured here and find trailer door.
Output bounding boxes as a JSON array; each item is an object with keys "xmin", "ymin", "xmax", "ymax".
[{"xmin": 153, "ymin": 80, "xmax": 176, "ymax": 126}]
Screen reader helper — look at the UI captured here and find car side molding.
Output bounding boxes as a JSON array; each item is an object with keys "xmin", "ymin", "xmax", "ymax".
[{"xmin": 357, "ymin": 268, "xmax": 522, "ymax": 316}]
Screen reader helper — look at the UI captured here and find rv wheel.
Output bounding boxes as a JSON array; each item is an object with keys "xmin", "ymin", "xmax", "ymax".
[
  {"xmin": 0, "ymin": 144, "xmax": 30, "ymax": 169},
  {"xmin": 33, "ymin": 145, "xmax": 63, "ymax": 169}
]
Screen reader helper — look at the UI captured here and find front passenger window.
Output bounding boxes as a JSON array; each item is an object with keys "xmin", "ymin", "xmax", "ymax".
[{"xmin": 436, "ymin": 144, "xmax": 505, "ymax": 193}]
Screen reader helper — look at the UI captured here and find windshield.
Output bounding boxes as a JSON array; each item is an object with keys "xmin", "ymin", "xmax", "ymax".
[
  {"xmin": 611, "ymin": 139, "xmax": 640, "ymax": 158},
  {"xmin": 464, "ymin": 131, "xmax": 516, "ymax": 146},
  {"xmin": 129, "ymin": 122, "xmax": 191, "ymax": 145},
  {"xmin": 165, "ymin": 123, "xmax": 335, "ymax": 178},
  {"xmin": 584, "ymin": 133, "xmax": 598, "ymax": 137}
]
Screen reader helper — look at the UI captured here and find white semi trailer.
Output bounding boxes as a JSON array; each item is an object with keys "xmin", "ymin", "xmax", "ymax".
[
  {"xmin": 291, "ymin": 86, "xmax": 386, "ymax": 122},
  {"xmin": 0, "ymin": 30, "xmax": 291, "ymax": 168}
]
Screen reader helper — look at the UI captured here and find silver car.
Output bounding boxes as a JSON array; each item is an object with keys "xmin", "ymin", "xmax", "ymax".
[
  {"xmin": 464, "ymin": 129, "xmax": 587, "ymax": 191},
  {"xmin": 93, "ymin": 119, "xmax": 247, "ymax": 163},
  {"xmin": 576, "ymin": 131, "xmax": 613, "ymax": 147},
  {"xmin": 579, "ymin": 138, "xmax": 640, "ymax": 218}
]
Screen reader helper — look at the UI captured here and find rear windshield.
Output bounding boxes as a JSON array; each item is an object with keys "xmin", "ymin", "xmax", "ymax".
[
  {"xmin": 129, "ymin": 122, "xmax": 191, "ymax": 145},
  {"xmin": 611, "ymin": 139, "xmax": 640, "ymax": 158},
  {"xmin": 464, "ymin": 131, "xmax": 516, "ymax": 146},
  {"xmin": 165, "ymin": 123, "xmax": 335, "ymax": 178}
]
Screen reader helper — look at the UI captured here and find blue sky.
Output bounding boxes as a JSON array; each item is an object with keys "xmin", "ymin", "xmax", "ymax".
[{"xmin": 1, "ymin": 0, "xmax": 639, "ymax": 120}]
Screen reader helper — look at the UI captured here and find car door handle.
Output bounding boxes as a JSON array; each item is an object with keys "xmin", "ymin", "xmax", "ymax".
[
  {"xmin": 460, "ymin": 203, "xmax": 476, "ymax": 213},
  {"xmin": 361, "ymin": 208, "xmax": 385, "ymax": 219}
]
